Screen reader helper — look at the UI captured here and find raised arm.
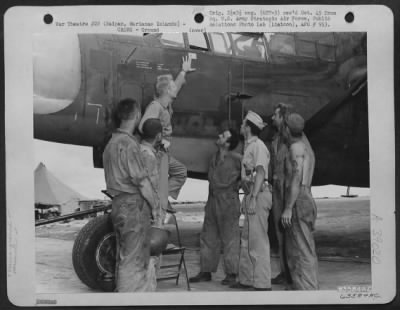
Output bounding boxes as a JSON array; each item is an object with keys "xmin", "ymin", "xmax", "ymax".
[
  {"xmin": 125, "ymin": 144, "xmax": 160, "ymax": 213},
  {"xmin": 172, "ymin": 56, "xmax": 196, "ymax": 96},
  {"xmin": 281, "ymin": 142, "xmax": 305, "ymax": 228},
  {"xmin": 138, "ymin": 103, "xmax": 162, "ymax": 134}
]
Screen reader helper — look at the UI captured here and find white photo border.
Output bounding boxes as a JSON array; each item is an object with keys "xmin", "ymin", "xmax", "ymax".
[{"xmin": 4, "ymin": 4, "xmax": 396, "ymax": 306}]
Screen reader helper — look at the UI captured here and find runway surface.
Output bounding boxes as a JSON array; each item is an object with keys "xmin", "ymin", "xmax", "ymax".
[{"xmin": 36, "ymin": 196, "xmax": 371, "ymax": 293}]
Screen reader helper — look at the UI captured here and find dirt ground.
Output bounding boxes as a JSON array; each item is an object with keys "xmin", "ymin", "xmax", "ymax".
[{"xmin": 36, "ymin": 196, "xmax": 371, "ymax": 293}]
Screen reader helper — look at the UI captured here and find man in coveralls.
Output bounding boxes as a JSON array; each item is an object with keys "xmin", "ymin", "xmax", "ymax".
[
  {"xmin": 270, "ymin": 103, "xmax": 292, "ymax": 285},
  {"xmin": 281, "ymin": 113, "xmax": 319, "ymax": 290},
  {"xmin": 139, "ymin": 56, "xmax": 195, "ymax": 214},
  {"xmin": 140, "ymin": 118, "xmax": 165, "ymax": 291},
  {"xmin": 103, "ymin": 98, "xmax": 160, "ymax": 292},
  {"xmin": 140, "ymin": 118, "xmax": 164, "ymax": 227},
  {"xmin": 189, "ymin": 129, "xmax": 242, "ymax": 286},
  {"xmin": 231, "ymin": 111, "xmax": 273, "ymax": 291}
]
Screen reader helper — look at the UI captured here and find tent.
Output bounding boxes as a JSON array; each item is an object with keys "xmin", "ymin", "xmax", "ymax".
[{"xmin": 35, "ymin": 162, "xmax": 88, "ymax": 215}]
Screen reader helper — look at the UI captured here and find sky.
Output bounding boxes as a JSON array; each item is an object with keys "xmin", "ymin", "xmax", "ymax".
[{"xmin": 34, "ymin": 139, "xmax": 370, "ymax": 201}]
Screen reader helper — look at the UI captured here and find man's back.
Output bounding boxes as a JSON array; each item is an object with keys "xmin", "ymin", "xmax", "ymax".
[
  {"xmin": 285, "ymin": 134, "xmax": 315, "ymax": 189},
  {"xmin": 140, "ymin": 141, "xmax": 161, "ymax": 190},
  {"xmin": 103, "ymin": 130, "xmax": 143, "ymax": 196}
]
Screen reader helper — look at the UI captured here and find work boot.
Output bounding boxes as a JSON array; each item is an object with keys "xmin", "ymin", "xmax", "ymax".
[
  {"xmin": 271, "ymin": 272, "xmax": 286, "ymax": 285},
  {"xmin": 189, "ymin": 272, "xmax": 211, "ymax": 283},
  {"xmin": 229, "ymin": 282, "xmax": 253, "ymax": 290},
  {"xmin": 221, "ymin": 274, "xmax": 237, "ymax": 285},
  {"xmin": 253, "ymin": 287, "xmax": 272, "ymax": 291}
]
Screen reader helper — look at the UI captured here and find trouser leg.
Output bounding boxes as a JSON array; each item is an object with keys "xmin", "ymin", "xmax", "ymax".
[
  {"xmin": 285, "ymin": 220, "xmax": 319, "ymax": 290},
  {"xmin": 238, "ymin": 210, "xmax": 253, "ymax": 286},
  {"xmin": 250, "ymin": 190, "xmax": 272, "ymax": 288},
  {"xmin": 218, "ymin": 195, "xmax": 240, "ymax": 275},
  {"xmin": 200, "ymin": 198, "xmax": 221, "ymax": 272},
  {"xmin": 111, "ymin": 195, "xmax": 153, "ymax": 292},
  {"xmin": 113, "ymin": 223, "xmax": 121, "ymax": 290},
  {"xmin": 272, "ymin": 190, "xmax": 285, "ymax": 273},
  {"xmin": 167, "ymin": 155, "xmax": 187, "ymax": 200},
  {"xmin": 145, "ymin": 256, "xmax": 159, "ymax": 291},
  {"xmin": 158, "ymin": 153, "xmax": 169, "ymax": 224},
  {"xmin": 238, "ymin": 190, "xmax": 272, "ymax": 288},
  {"xmin": 285, "ymin": 190, "xmax": 318, "ymax": 290},
  {"xmin": 272, "ymin": 188, "xmax": 290, "ymax": 281}
]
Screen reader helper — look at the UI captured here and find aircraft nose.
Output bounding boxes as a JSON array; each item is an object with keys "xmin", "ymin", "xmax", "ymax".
[{"xmin": 33, "ymin": 33, "xmax": 81, "ymax": 114}]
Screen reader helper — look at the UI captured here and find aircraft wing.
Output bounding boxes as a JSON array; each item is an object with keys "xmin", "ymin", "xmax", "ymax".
[
  {"xmin": 305, "ymin": 73, "xmax": 369, "ymax": 187},
  {"xmin": 305, "ymin": 74, "xmax": 367, "ymax": 134}
]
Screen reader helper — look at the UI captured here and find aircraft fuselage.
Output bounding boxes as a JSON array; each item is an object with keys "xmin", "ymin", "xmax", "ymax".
[{"xmin": 33, "ymin": 32, "xmax": 369, "ymax": 186}]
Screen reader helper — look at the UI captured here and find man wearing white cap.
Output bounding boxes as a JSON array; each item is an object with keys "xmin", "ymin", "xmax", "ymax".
[
  {"xmin": 281, "ymin": 113, "xmax": 319, "ymax": 290},
  {"xmin": 230, "ymin": 111, "xmax": 272, "ymax": 291}
]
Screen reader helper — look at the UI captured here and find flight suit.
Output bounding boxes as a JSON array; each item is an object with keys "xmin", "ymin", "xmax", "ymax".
[
  {"xmin": 103, "ymin": 130, "xmax": 159, "ymax": 292},
  {"xmin": 238, "ymin": 136, "xmax": 272, "ymax": 289},
  {"xmin": 199, "ymin": 151, "xmax": 241, "ymax": 275}
]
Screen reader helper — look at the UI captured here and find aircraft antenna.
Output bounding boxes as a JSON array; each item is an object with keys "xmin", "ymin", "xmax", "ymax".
[{"xmin": 123, "ymin": 47, "xmax": 137, "ymax": 64}]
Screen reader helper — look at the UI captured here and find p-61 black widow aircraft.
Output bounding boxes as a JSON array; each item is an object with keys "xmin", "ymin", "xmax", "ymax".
[
  {"xmin": 33, "ymin": 32, "xmax": 368, "ymax": 187},
  {"xmin": 33, "ymin": 32, "xmax": 368, "ymax": 291}
]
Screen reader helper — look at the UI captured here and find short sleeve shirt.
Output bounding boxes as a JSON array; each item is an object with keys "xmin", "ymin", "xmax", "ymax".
[
  {"xmin": 102, "ymin": 130, "xmax": 148, "ymax": 196},
  {"xmin": 241, "ymin": 136, "xmax": 270, "ymax": 182},
  {"xmin": 139, "ymin": 100, "xmax": 173, "ymax": 139},
  {"xmin": 140, "ymin": 141, "xmax": 161, "ymax": 192}
]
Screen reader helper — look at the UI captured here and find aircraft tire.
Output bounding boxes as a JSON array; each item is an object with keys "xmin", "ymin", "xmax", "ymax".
[{"xmin": 72, "ymin": 214, "xmax": 116, "ymax": 292}]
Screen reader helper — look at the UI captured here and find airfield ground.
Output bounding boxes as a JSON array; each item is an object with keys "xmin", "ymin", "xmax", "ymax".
[{"xmin": 36, "ymin": 196, "xmax": 371, "ymax": 293}]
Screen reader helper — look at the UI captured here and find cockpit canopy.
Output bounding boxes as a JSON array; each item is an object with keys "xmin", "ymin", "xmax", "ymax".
[{"xmin": 146, "ymin": 32, "xmax": 354, "ymax": 64}]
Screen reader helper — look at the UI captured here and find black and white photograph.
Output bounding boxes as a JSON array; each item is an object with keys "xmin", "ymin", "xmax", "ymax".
[{"xmin": 4, "ymin": 5, "xmax": 396, "ymax": 306}]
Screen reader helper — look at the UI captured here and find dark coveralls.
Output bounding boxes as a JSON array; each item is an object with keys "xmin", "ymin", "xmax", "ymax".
[
  {"xmin": 199, "ymin": 151, "xmax": 242, "ymax": 275},
  {"xmin": 103, "ymin": 130, "xmax": 158, "ymax": 292}
]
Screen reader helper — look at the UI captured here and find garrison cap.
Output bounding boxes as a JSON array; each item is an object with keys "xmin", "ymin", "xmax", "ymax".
[{"xmin": 245, "ymin": 110, "xmax": 267, "ymax": 130}]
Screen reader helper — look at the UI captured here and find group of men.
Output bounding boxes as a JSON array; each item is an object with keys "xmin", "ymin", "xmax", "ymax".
[
  {"xmin": 103, "ymin": 56, "xmax": 193, "ymax": 292},
  {"xmin": 189, "ymin": 104, "xmax": 319, "ymax": 291},
  {"xmin": 102, "ymin": 56, "xmax": 319, "ymax": 293}
]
